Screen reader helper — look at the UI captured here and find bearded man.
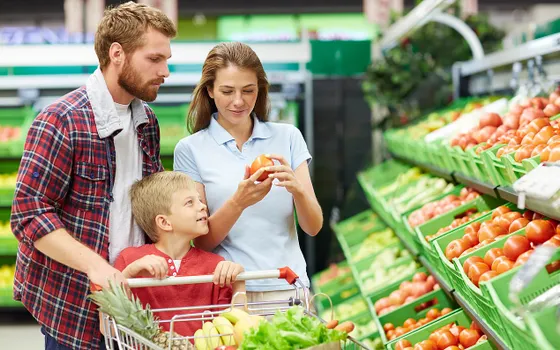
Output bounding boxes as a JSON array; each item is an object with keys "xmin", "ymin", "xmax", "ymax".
[{"xmin": 10, "ymin": 2, "xmax": 176, "ymax": 349}]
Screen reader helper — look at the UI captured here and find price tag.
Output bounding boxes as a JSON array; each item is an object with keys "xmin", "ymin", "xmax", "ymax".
[{"xmin": 513, "ymin": 163, "xmax": 560, "ymax": 206}]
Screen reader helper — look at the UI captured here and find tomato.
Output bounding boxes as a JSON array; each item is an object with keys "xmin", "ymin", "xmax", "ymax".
[
  {"xmin": 514, "ymin": 249, "xmax": 534, "ymax": 267},
  {"xmin": 509, "ymin": 218, "xmax": 530, "ymax": 233},
  {"xmin": 386, "ymin": 329, "xmax": 396, "ymax": 339},
  {"xmin": 494, "ymin": 212, "xmax": 522, "ymax": 231},
  {"xmin": 437, "ymin": 330, "xmax": 459, "ymax": 349},
  {"xmin": 478, "ymin": 223, "xmax": 507, "ymax": 242},
  {"xmin": 395, "ymin": 339, "xmax": 412, "ymax": 350},
  {"xmin": 249, "ymin": 154, "xmax": 274, "ymax": 181},
  {"xmin": 413, "ymin": 272, "xmax": 428, "ymax": 282},
  {"xmin": 414, "ymin": 340, "xmax": 436, "ymax": 350},
  {"xmin": 463, "ymin": 256, "xmax": 485, "ymax": 274},
  {"xmin": 495, "ymin": 258, "xmax": 515, "ymax": 274},
  {"xmin": 468, "ymin": 262, "xmax": 491, "ymax": 287},
  {"xmin": 445, "ymin": 239, "xmax": 470, "ymax": 261},
  {"xmin": 478, "ymin": 270, "xmax": 499, "ymax": 284},
  {"xmin": 546, "ymin": 260, "xmax": 560, "ymax": 273},
  {"xmin": 443, "ymin": 347, "xmax": 461, "ymax": 350},
  {"xmin": 403, "ymin": 318, "xmax": 416, "ymax": 328},
  {"xmin": 374, "ymin": 297, "xmax": 392, "ymax": 313},
  {"xmin": 484, "ymin": 248, "xmax": 505, "ymax": 266},
  {"xmin": 459, "ymin": 329, "xmax": 482, "ymax": 348},
  {"xmin": 526, "ymin": 220, "xmax": 556, "ymax": 245},
  {"xmin": 441, "ymin": 307, "xmax": 453, "ymax": 316},
  {"xmin": 462, "ymin": 231, "xmax": 479, "ymax": 247},
  {"xmin": 449, "ymin": 325, "xmax": 466, "ymax": 338},
  {"xmin": 390, "ymin": 290, "xmax": 407, "ymax": 306},
  {"xmin": 394, "ymin": 327, "xmax": 406, "ymax": 338},
  {"xmin": 492, "ymin": 206, "xmax": 511, "ymax": 219},
  {"xmin": 523, "ymin": 210, "xmax": 535, "ymax": 221},
  {"xmin": 383, "ymin": 323, "xmax": 395, "ymax": 332},
  {"xmin": 503, "ymin": 235, "xmax": 531, "ymax": 261},
  {"xmin": 465, "ymin": 222, "xmax": 482, "ymax": 236},
  {"xmin": 426, "ymin": 308, "xmax": 440, "ymax": 320}
]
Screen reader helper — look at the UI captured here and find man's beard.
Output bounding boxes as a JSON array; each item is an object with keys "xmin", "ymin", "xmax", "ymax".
[{"xmin": 118, "ymin": 60, "xmax": 163, "ymax": 102}]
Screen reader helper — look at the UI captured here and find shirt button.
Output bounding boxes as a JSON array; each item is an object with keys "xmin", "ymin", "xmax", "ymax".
[
  {"xmin": 32, "ymin": 171, "xmax": 39, "ymax": 178},
  {"xmin": 168, "ymin": 259, "xmax": 172, "ymax": 263},
  {"xmin": 170, "ymin": 266, "xmax": 175, "ymax": 270},
  {"xmin": 172, "ymin": 272, "xmax": 177, "ymax": 276}
]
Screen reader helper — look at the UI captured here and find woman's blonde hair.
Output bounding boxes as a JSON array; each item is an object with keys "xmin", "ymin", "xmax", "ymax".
[{"xmin": 187, "ymin": 42, "xmax": 270, "ymax": 134}]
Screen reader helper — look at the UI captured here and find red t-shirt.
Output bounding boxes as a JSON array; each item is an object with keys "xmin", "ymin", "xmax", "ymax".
[{"xmin": 114, "ymin": 245, "xmax": 232, "ymax": 339}]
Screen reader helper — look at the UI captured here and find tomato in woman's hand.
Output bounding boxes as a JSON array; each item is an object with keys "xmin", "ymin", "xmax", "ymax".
[{"xmin": 249, "ymin": 154, "xmax": 274, "ymax": 181}]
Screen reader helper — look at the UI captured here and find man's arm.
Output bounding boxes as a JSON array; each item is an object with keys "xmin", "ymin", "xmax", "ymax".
[{"xmin": 11, "ymin": 111, "xmax": 126, "ymax": 289}]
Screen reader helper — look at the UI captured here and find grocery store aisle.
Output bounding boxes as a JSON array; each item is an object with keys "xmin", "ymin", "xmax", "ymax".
[{"xmin": 0, "ymin": 313, "xmax": 44, "ymax": 349}]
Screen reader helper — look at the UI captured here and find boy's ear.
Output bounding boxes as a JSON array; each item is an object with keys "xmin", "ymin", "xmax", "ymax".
[{"xmin": 155, "ymin": 214, "xmax": 172, "ymax": 232}]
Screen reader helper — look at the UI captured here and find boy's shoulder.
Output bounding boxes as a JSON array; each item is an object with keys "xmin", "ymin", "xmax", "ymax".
[{"xmin": 118, "ymin": 244, "xmax": 154, "ymax": 261}]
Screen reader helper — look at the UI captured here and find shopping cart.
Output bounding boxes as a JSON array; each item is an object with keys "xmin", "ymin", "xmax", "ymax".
[{"xmin": 96, "ymin": 266, "xmax": 371, "ymax": 350}]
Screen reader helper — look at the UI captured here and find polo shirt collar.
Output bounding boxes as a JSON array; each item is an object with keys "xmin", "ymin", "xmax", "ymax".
[{"xmin": 208, "ymin": 112, "xmax": 271, "ymax": 145}]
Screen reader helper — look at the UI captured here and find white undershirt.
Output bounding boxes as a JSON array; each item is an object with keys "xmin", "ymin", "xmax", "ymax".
[
  {"xmin": 108, "ymin": 102, "xmax": 145, "ymax": 264},
  {"xmin": 174, "ymin": 260, "xmax": 182, "ymax": 271}
]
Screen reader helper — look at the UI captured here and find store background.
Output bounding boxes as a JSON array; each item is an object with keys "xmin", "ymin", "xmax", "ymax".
[{"xmin": 0, "ymin": 0, "xmax": 560, "ymax": 348}]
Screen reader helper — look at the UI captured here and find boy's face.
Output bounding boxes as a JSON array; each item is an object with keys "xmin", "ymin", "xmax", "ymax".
[{"xmin": 166, "ymin": 188, "xmax": 208, "ymax": 237}]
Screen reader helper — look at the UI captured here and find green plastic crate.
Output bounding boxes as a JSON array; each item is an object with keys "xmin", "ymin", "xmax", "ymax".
[
  {"xmin": 444, "ymin": 144, "xmax": 474, "ymax": 178},
  {"xmin": 311, "ymin": 260, "xmax": 354, "ymax": 296},
  {"xmin": 432, "ymin": 203, "xmax": 519, "ymax": 291},
  {"xmin": 319, "ymin": 293, "xmax": 369, "ymax": 323},
  {"xmin": 482, "ymin": 144, "xmax": 511, "ymax": 187},
  {"xmin": 367, "ymin": 267, "xmax": 428, "ymax": 310},
  {"xmin": 0, "ymin": 106, "xmax": 35, "ymax": 158},
  {"xmin": 413, "ymin": 195, "xmax": 504, "ymax": 286},
  {"xmin": 350, "ymin": 312, "xmax": 380, "ymax": 343},
  {"xmin": 0, "ymin": 236, "xmax": 17, "ymax": 255},
  {"xmin": 468, "ymin": 145, "xmax": 492, "ymax": 182},
  {"xmin": 334, "ymin": 210, "xmax": 384, "ymax": 239},
  {"xmin": 377, "ymin": 289, "xmax": 456, "ymax": 344},
  {"xmin": 483, "ymin": 248, "xmax": 560, "ymax": 350},
  {"xmin": 314, "ymin": 281, "xmax": 361, "ymax": 315},
  {"xmin": 347, "ymin": 229, "xmax": 400, "ymax": 264},
  {"xmin": 385, "ymin": 309, "xmax": 496, "ymax": 350},
  {"xmin": 452, "ymin": 228, "xmax": 530, "ymax": 340},
  {"xmin": 525, "ymin": 304, "xmax": 560, "ymax": 350}
]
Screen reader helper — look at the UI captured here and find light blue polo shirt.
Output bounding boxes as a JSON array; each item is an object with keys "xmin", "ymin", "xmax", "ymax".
[{"xmin": 173, "ymin": 113, "xmax": 311, "ymax": 291}]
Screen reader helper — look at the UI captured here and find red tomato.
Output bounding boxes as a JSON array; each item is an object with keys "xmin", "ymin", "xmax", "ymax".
[
  {"xmin": 509, "ymin": 218, "xmax": 530, "ymax": 233},
  {"xmin": 492, "ymin": 206, "xmax": 511, "ymax": 219},
  {"xmin": 249, "ymin": 155, "xmax": 273, "ymax": 181},
  {"xmin": 395, "ymin": 339, "xmax": 412, "ymax": 350},
  {"xmin": 503, "ymin": 235, "xmax": 531, "ymax": 261},
  {"xmin": 468, "ymin": 262, "xmax": 491, "ymax": 287},
  {"xmin": 437, "ymin": 330, "xmax": 459, "ymax": 349},
  {"xmin": 465, "ymin": 222, "xmax": 482, "ymax": 236},
  {"xmin": 459, "ymin": 328, "xmax": 482, "ymax": 348},
  {"xmin": 445, "ymin": 239, "xmax": 470, "ymax": 261},
  {"xmin": 526, "ymin": 220, "xmax": 556, "ymax": 245},
  {"xmin": 484, "ymin": 248, "xmax": 505, "ymax": 267},
  {"xmin": 478, "ymin": 270, "xmax": 499, "ymax": 284},
  {"xmin": 478, "ymin": 223, "xmax": 507, "ymax": 242},
  {"xmin": 463, "ymin": 256, "xmax": 485, "ymax": 274}
]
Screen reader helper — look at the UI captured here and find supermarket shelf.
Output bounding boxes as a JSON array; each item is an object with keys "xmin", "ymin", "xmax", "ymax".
[
  {"xmin": 393, "ymin": 155, "xmax": 454, "ymax": 182},
  {"xmin": 453, "ymin": 172, "xmax": 499, "ymax": 198},
  {"xmin": 391, "ymin": 153, "xmax": 560, "ymax": 221},
  {"xmin": 454, "ymin": 294, "xmax": 509, "ymax": 350},
  {"xmin": 418, "ymin": 256, "xmax": 453, "ymax": 295}
]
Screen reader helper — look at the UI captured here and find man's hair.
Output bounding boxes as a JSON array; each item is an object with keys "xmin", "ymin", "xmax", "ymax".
[
  {"xmin": 130, "ymin": 171, "xmax": 196, "ymax": 242},
  {"xmin": 94, "ymin": 1, "xmax": 177, "ymax": 69}
]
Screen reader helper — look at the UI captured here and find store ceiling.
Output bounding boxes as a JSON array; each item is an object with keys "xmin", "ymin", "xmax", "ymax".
[{"xmin": 0, "ymin": 0, "xmax": 558, "ymax": 21}]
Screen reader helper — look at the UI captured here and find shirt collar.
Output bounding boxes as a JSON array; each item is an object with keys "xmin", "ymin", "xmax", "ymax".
[{"xmin": 208, "ymin": 112, "xmax": 271, "ymax": 145}]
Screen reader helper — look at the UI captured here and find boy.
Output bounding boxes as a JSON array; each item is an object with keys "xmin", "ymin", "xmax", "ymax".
[{"xmin": 113, "ymin": 171, "xmax": 245, "ymax": 338}]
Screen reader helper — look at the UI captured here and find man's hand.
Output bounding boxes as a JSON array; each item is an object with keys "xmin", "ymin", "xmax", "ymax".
[
  {"xmin": 87, "ymin": 262, "xmax": 130, "ymax": 295},
  {"xmin": 213, "ymin": 261, "xmax": 244, "ymax": 287}
]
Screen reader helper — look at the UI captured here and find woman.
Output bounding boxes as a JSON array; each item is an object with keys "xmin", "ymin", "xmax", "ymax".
[{"xmin": 173, "ymin": 42, "xmax": 322, "ymax": 303}]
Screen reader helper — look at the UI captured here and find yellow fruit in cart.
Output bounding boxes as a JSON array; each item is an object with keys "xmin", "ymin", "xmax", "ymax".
[
  {"xmin": 193, "ymin": 329, "xmax": 209, "ymax": 350},
  {"xmin": 232, "ymin": 317, "xmax": 256, "ymax": 345},
  {"xmin": 212, "ymin": 316, "xmax": 235, "ymax": 346},
  {"xmin": 250, "ymin": 315, "xmax": 265, "ymax": 325},
  {"xmin": 221, "ymin": 308, "xmax": 250, "ymax": 325},
  {"xmin": 202, "ymin": 321, "xmax": 222, "ymax": 349}
]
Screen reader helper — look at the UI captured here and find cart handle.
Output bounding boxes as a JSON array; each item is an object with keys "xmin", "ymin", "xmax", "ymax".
[{"xmin": 91, "ymin": 267, "xmax": 299, "ymax": 291}]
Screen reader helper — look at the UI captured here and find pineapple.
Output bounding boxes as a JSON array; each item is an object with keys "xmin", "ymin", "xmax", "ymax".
[{"xmin": 89, "ymin": 280, "xmax": 194, "ymax": 350}]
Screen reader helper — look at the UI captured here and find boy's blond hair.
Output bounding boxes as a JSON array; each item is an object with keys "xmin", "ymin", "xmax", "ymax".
[
  {"xmin": 130, "ymin": 171, "xmax": 196, "ymax": 242},
  {"xmin": 94, "ymin": 1, "xmax": 177, "ymax": 69}
]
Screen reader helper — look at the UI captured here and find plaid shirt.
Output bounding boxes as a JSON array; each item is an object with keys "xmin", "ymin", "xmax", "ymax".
[{"xmin": 10, "ymin": 86, "xmax": 164, "ymax": 349}]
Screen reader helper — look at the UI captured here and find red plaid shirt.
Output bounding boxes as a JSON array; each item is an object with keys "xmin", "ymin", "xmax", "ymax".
[{"xmin": 10, "ymin": 86, "xmax": 164, "ymax": 349}]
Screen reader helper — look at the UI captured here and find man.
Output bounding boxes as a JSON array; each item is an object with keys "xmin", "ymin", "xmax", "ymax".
[{"xmin": 10, "ymin": 2, "xmax": 176, "ymax": 349}]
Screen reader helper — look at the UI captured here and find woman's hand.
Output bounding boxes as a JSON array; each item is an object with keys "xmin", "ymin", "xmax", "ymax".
[
  {"xmin": 264, "ymin": 154, "xmax": 303, "ymax": 195},
  {"xmin": 231, "ymin": 166, "xmax": 274, "ymax": 210}
]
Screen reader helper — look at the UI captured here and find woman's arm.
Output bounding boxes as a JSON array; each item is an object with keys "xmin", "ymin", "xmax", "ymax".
[{"xmin": 193, "ymin": 166, "xmax": 274, "ymax": 251}]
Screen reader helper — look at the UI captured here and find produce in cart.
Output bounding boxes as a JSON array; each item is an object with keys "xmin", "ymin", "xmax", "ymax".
[{"xmin": 89, "ymin": 280, "xmax": 195, "ymax": 350}]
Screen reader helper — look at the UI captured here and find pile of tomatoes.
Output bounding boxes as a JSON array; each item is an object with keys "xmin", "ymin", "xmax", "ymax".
[
  {"xmin": 384, "ymin": 307, "xmax": 453, "ymax": 341},
  {"xmin": 444, "ymin": 206, "xmax": 560, "ymax": 266},
  {"xmin": 394, "ymin": 321, "xmax": 487, "ymax": 350},
  {"xmin": 374, "ymin": 273, "xmax": 440, "ymax": 316},
  {"xmin": 450, "ymin": 86, "xmax": 560, "ymax": 159},
  {"xmin": 408, "ymin": 188, "xmax": 481, "ymax": 228}
]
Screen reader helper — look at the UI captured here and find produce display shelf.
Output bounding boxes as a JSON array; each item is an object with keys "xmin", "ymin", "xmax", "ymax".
[
  {"xmin": 391, "ymin": 153, "xmax": 560, "ymax": 221},
  {"xmin": 419, "ymin": 256, "xmax": 509, "ymax": 350},
  {"xmin": 392, "ymin": 155, "xmax": 454, "ymax": 182}
]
